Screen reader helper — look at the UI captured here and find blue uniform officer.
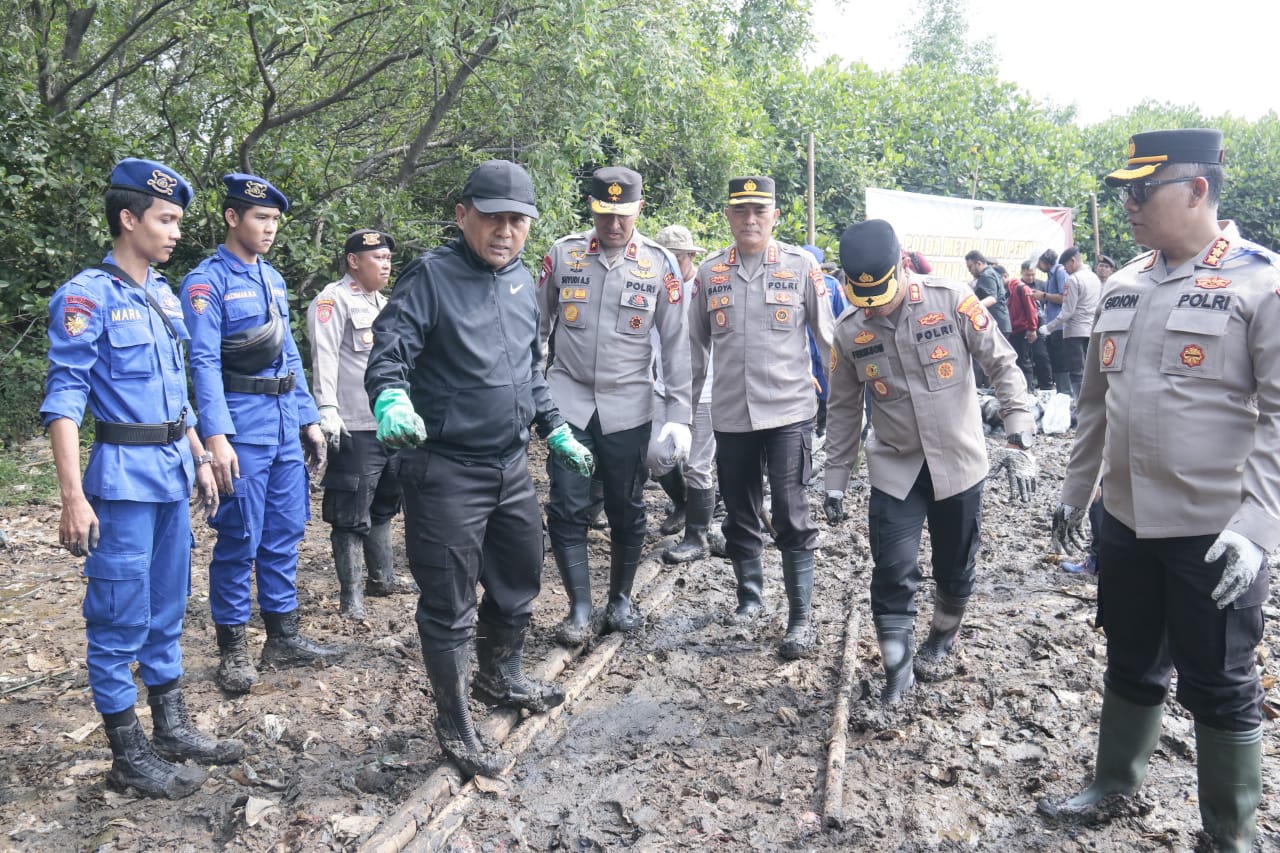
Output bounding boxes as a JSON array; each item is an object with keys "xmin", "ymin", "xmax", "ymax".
[
  {"xmin": 41, "ymin": 157, "xmax": 242, "ymax": 800},
  {"xmin": 180, "ymin": 173, "xmax": 337, "ymax": 694}
]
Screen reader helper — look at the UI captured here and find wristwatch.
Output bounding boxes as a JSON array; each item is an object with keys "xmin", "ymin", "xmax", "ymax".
[
  {"xmin": 194, "ymin": 451, "xmax": 215, "ymax": 466},
  {"xmin": 1007, "ymin": 430, "xmax": 1034, "ymax": 450}
]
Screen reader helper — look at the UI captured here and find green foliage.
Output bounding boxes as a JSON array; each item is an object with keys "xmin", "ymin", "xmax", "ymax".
[{"xmin": 902, "ymin": 0, "xmax": 996, "ymax": 77}]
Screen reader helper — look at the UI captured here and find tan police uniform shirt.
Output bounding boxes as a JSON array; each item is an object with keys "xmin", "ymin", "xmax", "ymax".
[
  {"xmin": 306, "ymin": 274, "xmax": 385, "ymax": 432},
  {"xmin": 1060, "ymin": 229, "xmax": 1280, "ymax": 549},
  {"xmin": 538, "ymin": 229, "xmax": 692, "ymax": 434},
  {"xmin": 689, "ymin": 241, "xmax": 835, "ymax": 433},
  {"xmin": 823, "ymin": 275, "xmax": 1035, "ymax": 500}
]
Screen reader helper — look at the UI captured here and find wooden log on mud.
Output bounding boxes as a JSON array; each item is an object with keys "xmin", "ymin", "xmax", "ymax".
[{"xmin": 822, "ymin": 591, "xmax": 861, "ymax": 829}]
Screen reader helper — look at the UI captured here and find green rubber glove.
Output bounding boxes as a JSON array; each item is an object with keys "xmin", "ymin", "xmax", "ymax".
[
  {"xmin": 547, "ymin": 423, "xmax": 594, "ymax": 478},
  {"xmin": 373, "ymin": 388, "xmax": 426, "ymax": 448}
]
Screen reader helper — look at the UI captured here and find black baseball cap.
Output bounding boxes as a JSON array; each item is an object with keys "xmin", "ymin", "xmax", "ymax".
[{"xmin": 462, "ymin": 159, "xmax": 539, "ymax": 219}]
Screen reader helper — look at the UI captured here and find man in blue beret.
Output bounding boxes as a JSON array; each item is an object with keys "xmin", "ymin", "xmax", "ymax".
[
  {"xmin": 180, "ymin": 173, "xmax": 337, "ymax": 694},
  {"xmin": 41, "ymin": 157, "xmax": 243, "ymax": 799}
]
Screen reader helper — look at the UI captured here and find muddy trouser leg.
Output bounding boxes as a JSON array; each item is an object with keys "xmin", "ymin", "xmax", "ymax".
[
  {"xmin": 912, "ymin": 477, "xmax": 982, "ymax": 681},
  {"xmin": 545, "ymin": 420, "xmax": 599, "ymax": 627},
  {"xmin": 331, "ymin": 529, "xmax": 366, "ymax": 619},
  {"xmin": 589, "ymin": 417, "xmax": 651, "ymax": 633},
  {"xmin": 868, "ymin": 468, "xmax": 932, "ymax": 703}
]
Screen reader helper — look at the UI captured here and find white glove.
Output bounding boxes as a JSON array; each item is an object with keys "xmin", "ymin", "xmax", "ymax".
[
  {"xmin": 1206, "ymin": 530, "xmax": 1266, "ymax": 609},
  {"xmin": 318, "ymin": 406, "xmax": 348, "ymax": 451},
  {"xmin": 1037, "ymin": 325, "xmax": 1048, "ymax": 337},
  {"xmin": 657, "ymin": 422, "xmax": 691, "ymax": 464}
]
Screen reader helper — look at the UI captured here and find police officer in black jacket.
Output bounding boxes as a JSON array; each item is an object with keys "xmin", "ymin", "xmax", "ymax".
[{"xmin": 364, "ymin": 160, "xmax": 594, "ymax": 777}]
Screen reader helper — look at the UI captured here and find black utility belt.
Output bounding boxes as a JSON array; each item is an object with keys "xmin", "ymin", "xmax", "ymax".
[
  {"xmin": 96, "ymin": 409, "xmax": 187, "ymax": 446},
  {"xmin": 223, "ymin": 371, "xmax": 297, "ymax": 396}
]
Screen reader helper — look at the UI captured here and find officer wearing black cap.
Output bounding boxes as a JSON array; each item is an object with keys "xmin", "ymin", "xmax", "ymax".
[
  {"xmin": 823, "ymin": 219, "xmax": 1035, "ymax": 704},
  {"xmin": 538, "ymin": 166, "xmax": 692, "ymax": 643},
  {"xmin": 41, "ymin": 158, "xmax": 243, "ymax": 799},
  {"xmin": 688, "ymin": 175, "xmax": 835, "ymax": 659},
  {"xmin": 181, "ymin": 172, "xmax": 338, "ymax": 694},
  {"xmin": 1039, "ymin": 129, "xmax": 1280, "ymax": 852},
  {"xmin": 307, "ymin": 228, "xmax": 410, "ymax": 620},
  {"xmin": 366, "ymin": 159, "xmax": 592, "ymax": 778}
]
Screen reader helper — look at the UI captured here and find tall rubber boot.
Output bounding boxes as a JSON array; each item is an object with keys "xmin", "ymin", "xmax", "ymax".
[
  {"xmin": 874, "ymin": 615, "xmax": 915, "ymax": 705},
  {"xmin": 664, "ymin": 487, "xmax": 713, "ymax": 564},
  {"xmin": 331, "ymin": 530, "xmax": 366, "ymax": 620},
  {"xmin": 604, "ymin": 541, "xmax": 646, "ymax": 634},
  {"xmin": 105, "ymin": 713, "xmax": 207, "ymax": 799},
  {"xmin": 472, "ymin": 621, "xmax": 565, "ymax": 713},
  {"xmin": 1195, "ymin": 722, "xmax": 1263, "ymax": 852},
  {"xmin": 148, "ymin": 684, "xmax": 245, "ymax": 764},
  {"xmin": 729, "ymin": 556, "xmax": 765, "ymax": 622},
  {"xmin": 655, "ymin": 468, "xmax": 687, "ymax": 535},
  {"xmin": 260, "ymin": 609, "xmax": 343, "ymax": 668},
  {"xmin": 215, "ymin": 623, "xmax": 258, "ymax": 694},
  {"xmin": 365, "ymin": 520, "xmax": 414, "ymax": 596},
  {"xmin": 913, "ymin": 591, "xmax": 967, "ymax": 682},
  {"xmin": 423, "ymin": 645, "xmax": 505, "ymax": 778},
  {"xmin": 552, "ymin": 543, "xmax": 594, "ymax": 646},
  {"xmin": 778, "ymin": 550, "xmax": 816, "ymax": 659},
  {"xmin": 1038, "ymin": 689, "xmax": 1164, "ymax": 819},
  {"xmin": 586, "ymin": 475, "xmax": 606, "ymax": 529}
]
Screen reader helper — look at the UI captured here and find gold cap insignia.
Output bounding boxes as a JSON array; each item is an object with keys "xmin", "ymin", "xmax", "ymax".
[
  {"xmin": 147, "ymin": 170, "xmax": 177, "ymax": 197},
  {"xmin": 362, "ymin": 232, "xmax": 381, "ymax": 246},
  {"xmin": 858, "ymin": 273, "xmax": 874, "ymax": 283},
  {"xmin": 743, "ymin": 179, "xmax": 757, "ymax": 192},
  {"xmin": 245, "ymin": 180, "xmax": 268, "ymax": 199},
  {"xmin": 608, "ymin": 182, "xmax": 622, "ymax": 200}
]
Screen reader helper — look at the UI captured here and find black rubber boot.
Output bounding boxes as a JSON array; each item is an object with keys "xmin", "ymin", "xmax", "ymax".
[
  {"xmin": 604, "ymin": 541, "xmax": 646, "ymax": 634},
  {"xmin": 663, "ymin": 487, "xmax": 713, "ymax": 564},
  {"xmin": 913, "ymin": 591, "xmax": 967, "ymax": 682},
  {"xmin": 586, "ymin": 476, "xmax": 607, "ymax": 529},
  {"xmin": 778, "ymin": 550, "xmax": 816, "ymax": 659},
  {"xmin": 655, "ymin": 468, "xmax": 687, "ymax": 536},
  {"xmin": 552, "ymin": 543, "xmax": 594, "ymax": 647},
  {"xmin": 260, "ymin": 609, "xmax": 343, "ymax": 668},
  {"xmin": 105, "ymin": 714, "xmax": 207, "ymax": 799},
  {"xmin": 1195, "ymin": 722, "xmax": 1263, "ymax": 852},
  {"xmin": 215, "ymin": 623, "xmax": 258, "ymax": 694},
  {"xmin": 331, "ymin": 530, "xmax": 366, "ymax": 620},
  {"xmin": 423, "ymin": 645, "xmax": 506, "ymax": 778},
  {"xmin": 1038, "ymin": 689, "xmax": 1164, "ymax": 819},
  {"xmin": 148, "ymin": 686, "xmax": 245, "ymax": 764},
  {"xmin": 729, "ymin": 556, "xmax": 765, "ymax": 623},
  {"xmin": 874, "ymin": 615, "xmax": 915, "ymax": 705},
  {"xmin": 365, "ymin": 521, "xmax": 414, "ymax": 596},
  {"xmin": 472, "ymin": 621, "xmax": 565, "ymax": 713}
]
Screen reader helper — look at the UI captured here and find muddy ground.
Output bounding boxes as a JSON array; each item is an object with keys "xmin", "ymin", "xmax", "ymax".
[{"xmin": 1, "ymin": 429, "xmax": 1278, "ymax": 852}]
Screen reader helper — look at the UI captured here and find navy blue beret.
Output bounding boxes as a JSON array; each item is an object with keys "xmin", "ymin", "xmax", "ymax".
[
  {"xmin": 222, "ymin": 173, "xmax": 289, "ymax": 212},
  {"xmin": 109, "ymin": 157, "xmax": 193, "ymax": 209}
]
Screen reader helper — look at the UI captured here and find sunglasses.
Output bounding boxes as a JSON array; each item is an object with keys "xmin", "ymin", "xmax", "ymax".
[{"xmin": 1118, "ymin": 175, "xmax": 1200, "ymax": 205}]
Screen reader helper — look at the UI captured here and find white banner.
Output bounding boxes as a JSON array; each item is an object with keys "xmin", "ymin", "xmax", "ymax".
[{"xmin": 865, "ymin": 187, "xmax": 1073, "ymax": 282}]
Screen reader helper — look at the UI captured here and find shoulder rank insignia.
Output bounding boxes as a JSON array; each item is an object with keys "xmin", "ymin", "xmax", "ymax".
[
  {"xmin": 1202, "ymin": 237, "xmax": 1229, "ymax": 268},
  {"xmin": 908, "ymin": 282, "xmax": 922, "ymax": 303}
]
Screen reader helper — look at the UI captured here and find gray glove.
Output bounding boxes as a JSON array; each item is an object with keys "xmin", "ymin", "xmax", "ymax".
[
  {"xmin": 318, "ymin": 405, "xmax": 348, "ymax": 451},
  {"xmin": 990, "ymin": 447, "xmax": 1037, "ymax": 503},
  {"xmin": 1051, "ymin": 503, "xmax": 1087, "ymax": 554},
  {"xmin": 1206, "ymin": 530, "xmax": 1265, "ymax": 609},
  {"xmin": 824, "ymin": 490, "xmax": 846, "ymax": 524}
]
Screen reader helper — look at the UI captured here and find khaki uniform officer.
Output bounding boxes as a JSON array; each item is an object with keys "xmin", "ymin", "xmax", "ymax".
[
  {"xmin": 824, "ymin": 219, "xmax": 1036, "ymax": 704},
  {"xmin": 688, "ymin": 175, "xmax": 835, "ymax": 659},
  {"xmin": 538, "ymin": 167, "xmax": 692, "ymax": 643},
  {"xmin": 1040, "ymin": 129, "xmax": 1280, "ymax": 853},
  {"xmin": 307, "ymin": 229, "xmax": 410, "ymax": 621}
]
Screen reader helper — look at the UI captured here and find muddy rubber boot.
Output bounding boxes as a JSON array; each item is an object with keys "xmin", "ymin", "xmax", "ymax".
[
  {"xmin": 655, "ymin": 468, "xmax": 688, "ymax": 536},
  {"xmin": 586, "ymin": 475, "xmax": 607, "ymax": 529},
  {"xmin": 604, "ymin": 541, "xmax": 646, "ymax": 634},
  {"xmin": 1194, "ymin": 722, "xmax": 1262, "ymax": 852},
  {"xmin": 472, "ymin": 621, "xmax": 565, "ymax": 713},
  {"xmin": 552, "ymin": 543, "xmax": 594, "ymax": 647},
  {"xmin": 663, "ymin": 487, "xmax": 713, "ymax": 564},
  {"xmin": 729, "ymin": 556, "xmax": 765, "ymax": 623},
  {"xmin": 215, "ymin": 623, "xmax": 258, "ymax": 694},
  {"xmin": 364, "ymin": 521, "xmax": 414, "ymax": 596},
  {"xmin": 874, "ymin": 615, "xmax": 915, "ymax": 705},
  {"xmin": 105, "ymin": 714, "xmax": 207, "ymax": 799},
  {"xmin": 260, "ymin": 609, "xmax": 343, "ymax": 668},
  {"xmin": 778, "ymin": 550, "xmax": 816, "ymax": 659},
  {"xmin": 913, "ymin": 591, "xmax": 967, "ymax": 682},
  {"xmin": 1037, "ymin": 689, "xmax": 1164, "ymax": 819},
  {"xmin": 148, "ymin": 684, "xmax": 245, "ymax": 764},
  {"xmin": 331, "ymin": 530, "xmax": 366, "ymax": 620},
  {"xmin": 423, "ymin": 645, "xmax": 506, "ymax": 778}
]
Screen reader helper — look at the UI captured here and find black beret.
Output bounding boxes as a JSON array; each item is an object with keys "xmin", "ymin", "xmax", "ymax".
[{"xmin": 344, "ymin": 229, "xmax": 395, "ymax": 254}]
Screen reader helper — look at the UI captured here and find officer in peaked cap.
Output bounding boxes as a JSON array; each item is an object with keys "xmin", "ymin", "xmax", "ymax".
[
  {"xmin": 539, "ymin": 166, "xmax": 693, "ymax": 643},
  {"xmin": 41, "ymin": 158, "xmax": 243, "ymax": 798},
  {"xmin": 1039, "ymin": 129, "xmax": 1280, "ymax": 852},
  {"xmin": 687, "ymin": 174, "xmax": 835, "ymax": 660},
  {"xmin": 181, "ymin": 172, "xmax": 338, "ymax": 694},
  {"xmin": 824, "ymin": 219, "xmax": 1035, "ymax": 703},
  {"xmin": 307, "ymin": 228, "xmax": 412, "ymax": 621}
]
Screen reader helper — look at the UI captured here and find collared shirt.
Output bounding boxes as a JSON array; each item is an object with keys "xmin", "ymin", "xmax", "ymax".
[
  {"xmin": 538, "ymin": 229, "xmax": 692, "ymax": 434},
  {"xmin": 180, "ymin": 245, "xmax": 320, "ymax": 445},
  {"xmin": 689, "ymin": 241, "xmax": 835, "ymax": 433},
  {"xmin": 1043, "ymin": 263, "xmax": 1068, "ymax": 323},
  {"xmin": 40, "ymin": 252, "xmax": 196, "ymax": 502},
  {"xmin": 1044, "ymin": 267, "xmax": 1101, "ymax": 339},
  {"xmin": 824, "ymin": 276, "xmax": 1034, "ymax": 500},
  {"xmin": 1061, "ymin": 230, "xmax": 1280, "ymax": 549},
  {"xmin": 306, "ymin": 274, "xmax": 386, "ymax": 432}
]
